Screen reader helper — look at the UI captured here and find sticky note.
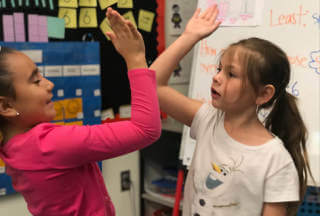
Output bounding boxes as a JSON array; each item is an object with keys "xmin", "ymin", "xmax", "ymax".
[
  {"xmin": 79, "ymin": 0, "xmax": 97, "ymax": 7},
  {"xmin": 79, "ymin": 8, "xmax": 97, "ymax": 28},
  {"xmin": 59, "ymin": 0, "xmax": 78, "ymax": 8},
  {"xmin": 2, "ymin": 0, "xmax": 6, "ymax": 7},
  {"xmin": 28, "ymin": 14, "xmax": 40, "ymax": 42},
  {"xmin": 101, "ymin": 108, "xmax": 115, "ymax": 120},
  {"xmin": 123, "ymin": 11, "xmax": 137, "ymax": 28},
  {"xmin": 38, "ymin": 16, "xmax": 48, "ymax": 42},
  {"xmin": 0, "ymin": 159, "xmax": 5, "ymax": 167},
  {"xmin": 65, "ymin": 121, "xmax": 83, "ymax": 125},
  {"xmin": 99, "ymin": 17, "xmax": 112, "ymax": 40},
  {"xmin": 54, "ymin": 121, "xmax": 65, "ymax": 125},
  {"xmin": 117, "ymin": 0, "xmax": 132, "ymax": 8},
  {"xmin": 34, "ymin": 0, "xmax": 39, "ymax": 7},
  {"xmin": 53, "ymin": 100, "xmax": 65, "ymax": 121},
  {"xmin": 98, "ymin": 0, "xmax": 117, "ymax": 10},
  {"xmin": 0, "ymin": 159, "xmax": 5, "ymax": 173},
  {"xmin": 119, "ymin": 104, "xmax": 131, "ymax": 118},
  {"xmin": 58, "ymin": 8, "xmax": 77, "ymax": 29},
  {"xmin": 138, "ymin": 9, "xmax": 155, "ymax": 32},
  {"xmin": 3, "ymin": 15, "xmax": 15, "ymax": 42},
  {"xmin": 47, "ymin": 16, "xmax": 65, "ymax": 39},
  {"xmin": 13, "ymin": 13, "xmax": 26, "ymax": 42},
  {"xmin": 21, "ymin": 50, "xmax": 43, "ymax": 63},
  {"xmin": 63, "ymin": 98, "xmax": 83, "ymax": 119}
]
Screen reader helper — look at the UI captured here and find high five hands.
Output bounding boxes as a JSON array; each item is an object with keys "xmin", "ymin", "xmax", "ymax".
[
  {"xmin": 183, "ymin": 4, "xmax": 221, "ymax": 42},
  {"xmin": 105, "ymin": 7, "xmax": 147, "ymax": 69}
]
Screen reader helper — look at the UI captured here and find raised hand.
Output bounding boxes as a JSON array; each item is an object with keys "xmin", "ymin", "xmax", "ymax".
[
  {"xmin": 105, "ymin": 7, "xmax": 147, "ymax": 69},
  {"xmin": 183, "ymin": 4, "xmax": 221, "ymax": 41}
]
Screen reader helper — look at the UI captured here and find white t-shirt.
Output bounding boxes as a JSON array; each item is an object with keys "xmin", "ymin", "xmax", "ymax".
[{"xmin": 182, "ymin": 103, "xmax": 299, "ymax": 216}]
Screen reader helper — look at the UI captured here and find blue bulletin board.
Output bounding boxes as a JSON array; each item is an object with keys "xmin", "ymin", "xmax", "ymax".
[{"xmin": 0, "ymin": 42, "xmax": 101, "ymax": 196}]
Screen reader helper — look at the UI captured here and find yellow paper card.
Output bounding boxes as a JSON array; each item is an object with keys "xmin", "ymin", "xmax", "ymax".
[
  {"xmin": 58, "ymin": 8, "xmax": 77, "ymax": 29},
  {"xmin": 63, "ymin": 98, "xmax": 83, "ymax": 119},
  {"xmin": 59, "ymin": 0, "xmax": 78, "ymax": 8},
  {"xmin": 54, "ymin": 121, "xmax": 65, "ymax": 125},
  {"xmin": 53, "ymin": 100, "xmax": 65, "ymax": 121},
  {"xmin": 117, "ymin": 0, "xmax": 133, "ymax": 8},
  {"xmin": 0, "ymin": 159, "xmax": 5, "ymax": 167},
  {"xmin": 79, "ymin": 0, "xmax": 97, "ymax": 7},
  {"xmin": 65, "ymin": 121, "xmax": 83, "ymax": 126},
  {"xmin": 123, "ymin": 11, "xmax": 137, "ymax": 28},
  {"xmin": 98, "ymin": 0, "xmax": 117, "ymax": 10},
  {"xmin": 138, "ymin": 9, "xmax": 155, "ymax": 32},
  {"xmin": 79, "ymin": 8, "xmax": 98, "ymax": 28},
  {"xmin": 100, "ymin": 17, "xmax": 113, "ymax": 40}
]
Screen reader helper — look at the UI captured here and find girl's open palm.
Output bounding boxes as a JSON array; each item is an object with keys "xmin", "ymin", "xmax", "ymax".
[
  {"xmin": 105, "ymin": 8, "xmax": 146, "ymax": 66},
  {"xmin": 184, "ymin": 4, "xmax": 221, "ymax": 41}
]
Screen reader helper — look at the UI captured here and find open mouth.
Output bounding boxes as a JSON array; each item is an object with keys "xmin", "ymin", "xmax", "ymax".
[
  {"xmin": 211, "ymin": 88, "xmax": 220, "ymax": 97},
  {"xmin": 46, "ymin": 96, "xmax": 53, "ymax": 104}
]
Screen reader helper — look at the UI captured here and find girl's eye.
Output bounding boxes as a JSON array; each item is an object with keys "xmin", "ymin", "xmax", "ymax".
[
  {"xmin": 228, "ymin": 72, "xmax": 235, "ymax": 77},
  {"xmin": 34, "ymin": 79, "xmax": 41, "ymax": 84},
  {"xmin": 216, "ymin": 67, "xmax": 222, "ymax": 72}
]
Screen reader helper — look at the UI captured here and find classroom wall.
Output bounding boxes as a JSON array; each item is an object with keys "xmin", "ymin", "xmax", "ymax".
[
  {"xmin": 0, "ymin": 193, "xmax": 32, "ymax": 215},
  {"xmin": 102, "ymin": 151, "xmax": 141, "ymax": 216},
  {"xmin": 161, "ymin": 0, "xmax": 197, "ymax": 133},
  {"xmin": 0, "ymin": 151, "xmax": 140, "ymax": 216}
]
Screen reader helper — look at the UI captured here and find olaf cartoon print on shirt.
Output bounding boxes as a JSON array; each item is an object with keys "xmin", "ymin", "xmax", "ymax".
[{"xmin": 192, "ymin": 156, "xmax": 244, "ymax": 215}]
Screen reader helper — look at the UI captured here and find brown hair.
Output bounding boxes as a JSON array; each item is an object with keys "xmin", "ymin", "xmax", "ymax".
[
  {"xmin": 226, "ymin": 38, "xmax": 313, "ymax": 215},
  {"xmin": 0, "ymin": 47, "xmax": 17, "ymax": 144}
]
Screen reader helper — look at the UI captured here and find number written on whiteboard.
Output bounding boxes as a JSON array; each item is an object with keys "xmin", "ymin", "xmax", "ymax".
[{"xmin": 309, "ymin": 50, "xmax": 320, "ymax": 75}]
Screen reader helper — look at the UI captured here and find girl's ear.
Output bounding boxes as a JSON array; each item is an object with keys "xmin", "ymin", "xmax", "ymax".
[
  {"xmin": 0, "ymin": 96, "xmax": 17, "ymax": 118},
  {"xmin": 256, "ymin": 84, "xmax": 275, "ymax": 106}
]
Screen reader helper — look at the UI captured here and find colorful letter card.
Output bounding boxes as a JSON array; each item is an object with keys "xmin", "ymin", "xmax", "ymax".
[
  {"xmin": 47, "ymin": 16, "xmax": 65, "ymax": 39},
  {"xmin": 79, "ymin": 8, "xmax": 98, "ymax": 28},
  {"xmin": 99, "ymin": 17, "xmax": 112, "ymax": 40},
  {"xmin": 59, "ymin": 0, "xmax": 78, "ymax": 8},
  {"xmin": 117, "ymin": 0, "xmax": 132, "ymax": 8},
  {"xmin": 138, "ymin": 9, "xmax": 155, "ymax": 32},
  {"xmin": 58, "ymin": 8, "xmax": 77, "ymax": 29},
  {"xmin": 123, "ymin": 11, "xmax": 137, "ymax": 27},
  {"xmin": 79, "ymin": 0, "xmax": 97, "ymax": 7},
  {"xmin": 98, "ymin": 0, "xmax": 117, "ymax": 10}
]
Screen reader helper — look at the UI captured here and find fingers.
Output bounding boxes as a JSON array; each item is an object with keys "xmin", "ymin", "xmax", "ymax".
[
  {"xmin": 192, "ymin": 8, "xmax": 201, "ymax": 19},
  {"xmin": 104, "ymin": 7, "xmax": 144, "ymax": 44},
  {"xmin": 106, "ymin": 7, "xmax": 131, "ymax": 38},
  {"xmin": 105, "ymin": 31, "xmax": 116, "ymax": 42},
  {"xmin": 199, "ymin": 4, "xmax": 218, "ymax": 21},
  {"xmin": 209, "ymin": 5, "xmax": 219, "ymax": 24},
  {"xmin": 126, "ymin": 20, "xmax": 141, "ymax": 39}
]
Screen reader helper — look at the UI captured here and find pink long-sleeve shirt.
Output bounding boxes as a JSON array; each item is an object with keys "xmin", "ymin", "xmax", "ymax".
[{"xmin": 0, "ymin": 68, "xmax": 161, "ymax": 216}]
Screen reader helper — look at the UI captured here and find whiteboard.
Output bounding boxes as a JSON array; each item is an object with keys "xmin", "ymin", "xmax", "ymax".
[{"xmin": 179, "ymin": 0, "xmax": 320, "ymax": 185}]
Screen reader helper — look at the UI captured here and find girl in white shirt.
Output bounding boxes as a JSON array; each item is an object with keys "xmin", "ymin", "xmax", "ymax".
[{"xmin": 151, "ymin": 5, "xmax": 313, "ymax": 216}]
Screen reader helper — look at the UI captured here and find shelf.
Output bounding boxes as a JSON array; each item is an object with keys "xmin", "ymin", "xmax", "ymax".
[{"xmin": 142, "ymin": 191, "xmax": 183, "ymax": 210}]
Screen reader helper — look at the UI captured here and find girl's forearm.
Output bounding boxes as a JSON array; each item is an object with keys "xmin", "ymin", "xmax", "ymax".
[{"xmin": 128, "ymin": 68, "xmax": 161, "ymax": 143}]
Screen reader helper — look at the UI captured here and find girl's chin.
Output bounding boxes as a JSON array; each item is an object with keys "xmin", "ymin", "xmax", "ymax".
[
  {"xmin": 211, "ymin": 101, "xmax": 220, "ymax": 108},
  {"xmin": 47, "ymin": 111, "xmax": 57, "ymax": 122}
]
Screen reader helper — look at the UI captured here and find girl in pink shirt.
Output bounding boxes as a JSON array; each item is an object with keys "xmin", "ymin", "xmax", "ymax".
[{"xmin": 0, "ymin": 8, "xmax": 161, "ymax": 216}]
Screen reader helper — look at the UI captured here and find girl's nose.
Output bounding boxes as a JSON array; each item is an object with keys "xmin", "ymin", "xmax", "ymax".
[
  {"xmin": 212, "ymin": 72, "xmax": 221, "ymax": 84},
  {"xmin": 45, "ymin": 78, "xmax": 55, "ymax": 90}
]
